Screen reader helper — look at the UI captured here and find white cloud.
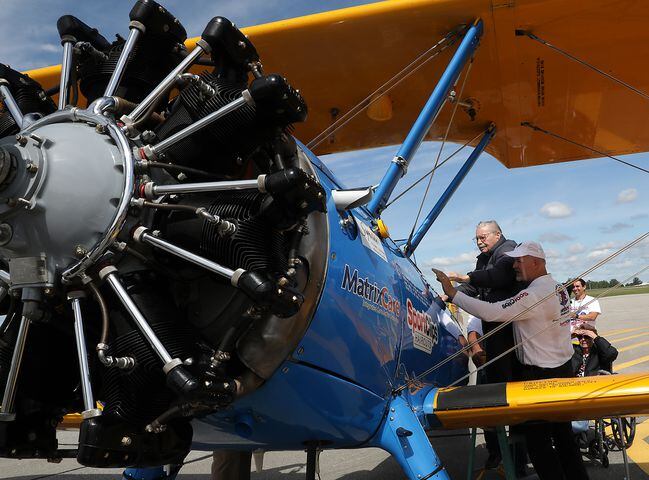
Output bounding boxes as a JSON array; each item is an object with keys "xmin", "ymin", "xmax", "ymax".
[
  {"xmin": 617, "ymin": 188, "xmax": 638, "ymax": 204},
  {"xmin": 538, "ymin": 232, "xmax": 573, "ymax": 243},
  {"xmin": 600, "ymin": 223, "xmax": 633, "ymax": 234},
  {"xmin": 587, "ymin": 248, "xmax": 612, "ymax": 260},
  {"xmin": 425, "ymin": 252, "xmax": 475, "ymax": 268},
  {"xmin": 568, "ymin": 243, "xmax": 585, "ymax": 254},
  {"xmin": 539, "ymin": 201, "xmax": 573, "ymax": 219},
  {"xmin": 544, "ymin": 249, "xmax": 561, "ymax": 259}
]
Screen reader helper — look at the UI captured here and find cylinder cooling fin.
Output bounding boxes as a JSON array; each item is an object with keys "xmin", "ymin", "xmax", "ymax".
[{"xmin": 0, "ymin": 0, "xmax": 327, "ymax": 467}]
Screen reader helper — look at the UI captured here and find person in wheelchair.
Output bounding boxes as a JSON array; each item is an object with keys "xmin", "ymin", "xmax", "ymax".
[
  {"xmin": 570, "ymin": 323, "xmax": 618, "ymax": 377},
  {"xmin": 570, "ymin": 323, "xmax": 635, "ymax": 467}
]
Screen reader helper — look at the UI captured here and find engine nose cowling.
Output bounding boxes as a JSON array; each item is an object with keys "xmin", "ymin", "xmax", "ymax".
[{"xmin": 0, "ymin": 113, "xmax": 129, "ymax": 288}]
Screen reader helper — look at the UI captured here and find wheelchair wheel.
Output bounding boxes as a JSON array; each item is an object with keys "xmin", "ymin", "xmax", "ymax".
[
  {"xmin": 612, "ymin": 416, "xmax": 637, "ymax": 449},
  {"xmin": 588, "ymin": 434, "xmax": 610, "ymax": 468},
  {"xmin": 601, "ymin": 452, "xmax": 609, "ymax": 468}
]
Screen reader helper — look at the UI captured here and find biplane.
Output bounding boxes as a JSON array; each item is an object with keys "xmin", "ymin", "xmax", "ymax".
[{"xmin": 0, "ymin": 1, "xmax": 647, "ymax": 479}]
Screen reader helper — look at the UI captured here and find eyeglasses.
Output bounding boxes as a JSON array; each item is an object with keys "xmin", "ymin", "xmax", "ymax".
[{"xmin": 474, "ymin": 231, "xmax": 497, "ymax": 243}]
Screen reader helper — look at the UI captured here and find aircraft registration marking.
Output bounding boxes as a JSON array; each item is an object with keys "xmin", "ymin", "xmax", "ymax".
[
  {"xmin": 357, "ymin": 221, "xmax": 387, "ymax": 262},
  {"xmin": 521, "ymin": 377, "xmax": 599, "ymax": 391}
]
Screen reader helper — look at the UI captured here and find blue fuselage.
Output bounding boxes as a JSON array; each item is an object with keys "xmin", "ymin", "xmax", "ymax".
[{"xmin": 192, "ymin": 145, "xmax": 468, "ymax": 450}]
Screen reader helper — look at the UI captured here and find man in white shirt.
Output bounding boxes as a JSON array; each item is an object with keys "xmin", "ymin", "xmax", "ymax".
[
  {"xmin": 433, "ymin": 241, "xmax": 588, "ymax": 480},
  {"xmin": 570, "ymin": 278, "xmax": 601, "ymax": 333}
]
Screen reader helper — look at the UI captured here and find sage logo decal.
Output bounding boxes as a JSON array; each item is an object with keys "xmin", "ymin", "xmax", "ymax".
[
  {"xmin": 406, "ymin": 298, "xmax": 438, "ymax": 354},
  {"xmin": 341, "ymin": 264, "xmax": 400, "ymax": 319},
  {"xmin": 501, "ymin": 291, "xmax": 528, "ymax": 309}
]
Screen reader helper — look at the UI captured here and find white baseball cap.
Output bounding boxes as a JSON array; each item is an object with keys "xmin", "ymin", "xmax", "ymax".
[{"xmin": 505, "ymin": 241, "xmax": 546, "ymax": 260}]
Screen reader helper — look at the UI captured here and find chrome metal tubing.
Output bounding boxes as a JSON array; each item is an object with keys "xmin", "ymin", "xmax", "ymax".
[
  {"xmin": 101, "ymin": 268, "xmax": 173, "ymax": 364},
  {"xmin": 135, "ymin": 227, "xmax": 235, "ymax": 279},
  {"xmin": 0, "ymin": 269, "xmax": 10, "ymax": 286},
  {"xmin": 151, "ymin": 178, "xmax": 259, "ymax": 196},
  {"xmin": 58, "ymin": 109, "xmax": 135, "ymax": 281},
  {"xmin": 0, "ymin": 83, "xmax": 24, "ymax": 127},
  {"xmin": 104, "ymin": 25, "xmax": 143, "ymax": 97},
  {"xmin": 150, "ymin": 95, "xmax": 250, "ymax": 157},
  {"xmin": 58, "ymin": 41, "xmax": 75, "ymax": 109},
  {"xmin": 0, "ymin": 316, "xmax": 30, "ymax": 420},
  {"xmin": 126, "ymin": 45, "xmax": 205, "ymax": 123},
  {"xmin": 69, "ymin": 293, "xmax": 96, "ymax": 414}
]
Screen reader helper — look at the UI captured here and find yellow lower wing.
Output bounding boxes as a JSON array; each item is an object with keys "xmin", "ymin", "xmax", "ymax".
[{"xmin": 429, "ymin": 373, "xmax": 649, "ymax": 429}]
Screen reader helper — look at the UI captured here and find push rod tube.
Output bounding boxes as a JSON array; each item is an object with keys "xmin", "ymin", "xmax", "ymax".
[
  {"xmin": 0, "ymin": 316, "xmax": 30, "ymax": 420},
  {"xmin": 99, "ymin": 266, "xmax": 176, "ymax": 367},
  {"xmin": 406, "ymin": 124, "xmax": 495, "ymax": 257},
  {"xmin": 124, "ymin": 40, "xmax": 210, "ymax": 125},
  {"xmin": 368, "ymin": 19, "xmax": 483, "ymax": 216},
  {"xmin": 68, "ymin": 291, "xmax": 101, "ymax": 418},
  {"xmin": 58, "ymin": 39, "xmax": 75, "ymax": 109},
  {"xmin": 142, "ymin": 93, "xmax": 252, "ymax": 160},
  {"xmin": 133, "ymin": 227, "xmax": 237, "ymax": 281},
  {"xmin": 144, "ymin": 178, "xmax": 259, "ymax": 198},
  {"xmin": 104, "ymin": 22, "xmax": 144, "ymax": 97},
  {"xmin": 0, "ymin": 81, "xmax": 24, "ymax": 127}
]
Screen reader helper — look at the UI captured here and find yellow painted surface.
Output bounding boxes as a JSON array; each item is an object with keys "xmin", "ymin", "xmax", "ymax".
[
  {"xmin": 612, "ymin": 332, "xmax": 649, "ymax": 343},
  {"xmin": 619, "ymin": 339, "xmax": 649, "ymax": 353},
  {"xmin": 616, "ymin": 354, "xmax": 649, "ymax": 371},
  {"xmin": 601, "ymin": 327, "xmax": 644, "ymax": 337},
  {"xmin": 22, "ymin": 0, "xmax": 649, "ymax": 168},
  {"xmin": 627, "ymin": 418, "xmax": 649, "ymax": 476},
  {"xmin": 433, "ymin": 372, "xmax": 649, "ymax": 429},
  {"xmin": 59, "ymin": 413, "xmax": 82, "ymax": 428}
]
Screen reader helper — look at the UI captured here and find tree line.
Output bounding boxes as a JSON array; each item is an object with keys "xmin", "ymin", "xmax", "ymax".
[{"xmin": 574, "ymin": 277, "xmax": 644, "ymax": 289}]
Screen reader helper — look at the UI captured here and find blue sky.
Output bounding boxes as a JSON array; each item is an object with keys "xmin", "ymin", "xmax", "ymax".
[{"xmin": 0, "ymin": 0, "xmax": 646, "ymax": 283}]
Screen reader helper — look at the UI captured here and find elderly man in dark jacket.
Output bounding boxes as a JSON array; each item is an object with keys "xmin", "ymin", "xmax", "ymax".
[{"xmin": 445, "ymin": 220, "xmax": 525, "ymax": 470}]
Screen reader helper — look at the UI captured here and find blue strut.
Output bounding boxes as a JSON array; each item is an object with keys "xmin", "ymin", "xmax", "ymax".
[
  {"xmin": 368, "ymin": 19, "xmax": 483, "ymax": 216},
  {"xmin": 370, "ymin": 394, "xmax": 450, "ymax": 479},
  {"xmin": 405, "ymin": 124, "xmax": 495, "ymax": 256}
]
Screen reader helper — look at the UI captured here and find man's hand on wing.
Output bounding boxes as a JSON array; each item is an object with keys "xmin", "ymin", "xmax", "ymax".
[{"xmin": 432, "ymin": 268, "xmax": 458, "ymax": 300}]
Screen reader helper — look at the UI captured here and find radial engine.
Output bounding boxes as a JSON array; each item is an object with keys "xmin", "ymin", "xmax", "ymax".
[{"xmin": 0, "ymin": 0, "xmax": 327, "ymax": 466}]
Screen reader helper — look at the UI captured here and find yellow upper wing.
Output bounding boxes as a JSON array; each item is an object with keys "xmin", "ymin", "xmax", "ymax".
[{"xmin": 25, "ymin": 0, "xmax": 649, "ymax": 168}]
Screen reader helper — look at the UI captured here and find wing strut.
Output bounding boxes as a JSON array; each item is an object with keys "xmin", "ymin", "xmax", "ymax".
[
  {"xmin": 367, "ymin": 19, "xmax": 483, "ymax": 216},
  {"xmin": 405, "ymin": 123, "xmax": 495, "ymax": 257}
]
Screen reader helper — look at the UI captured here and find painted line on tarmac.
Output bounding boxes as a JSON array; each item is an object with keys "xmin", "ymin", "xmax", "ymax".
[
  {"xmin": 626, "ymin": 418, "xmax": 649, "ymax": 476},
  {"xmin": 616, "ymin": 355, "xmax": 649, "ymax": 371},
  {"xmin": 602, "ymin": 327, "xmax": 644, "ymax": 338},
  {"xmin": 619, "ymin": 340, "xmax": 649, "ymax": 353},
  {"xmin": 611, "ymin": 332, "xmax": 649, "ymax": 343}
]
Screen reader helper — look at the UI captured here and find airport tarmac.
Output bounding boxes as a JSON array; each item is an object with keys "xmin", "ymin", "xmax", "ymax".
[{"xmin": 2, "ymin": 293, "xmax": 648, "ymax": 479}]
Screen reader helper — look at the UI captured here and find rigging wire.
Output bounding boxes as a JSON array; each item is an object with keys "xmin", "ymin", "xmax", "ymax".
[
  {"xmin": 394, "ymin": 229, "xmax": 649, "ymax": 393},
  {"xmin": 306, "ymin": 27, "xmax": 466, "ymax": 151},
  {"xmin": 522, "ymin": 122, "xmax": 649, "ymax": 175},
  {"xmin": 385, "ymin": 131, "xmax": 484, "ymax": 208},
  {"xmin": 405, "ymin": 57, "xmax": 474, "ymax": 251},
  {"xmin": 519, "ymin": 30, "xmax": 649, "ymax": 102},
  {"xmin": 447, "ymin": 262, "xmax": 649, "ymax": 388}
]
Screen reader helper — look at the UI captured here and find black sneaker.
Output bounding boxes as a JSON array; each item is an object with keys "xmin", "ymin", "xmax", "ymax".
[{"xmin": 484, "ymin": 453, "xmax": 502, "ymax": 469}]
